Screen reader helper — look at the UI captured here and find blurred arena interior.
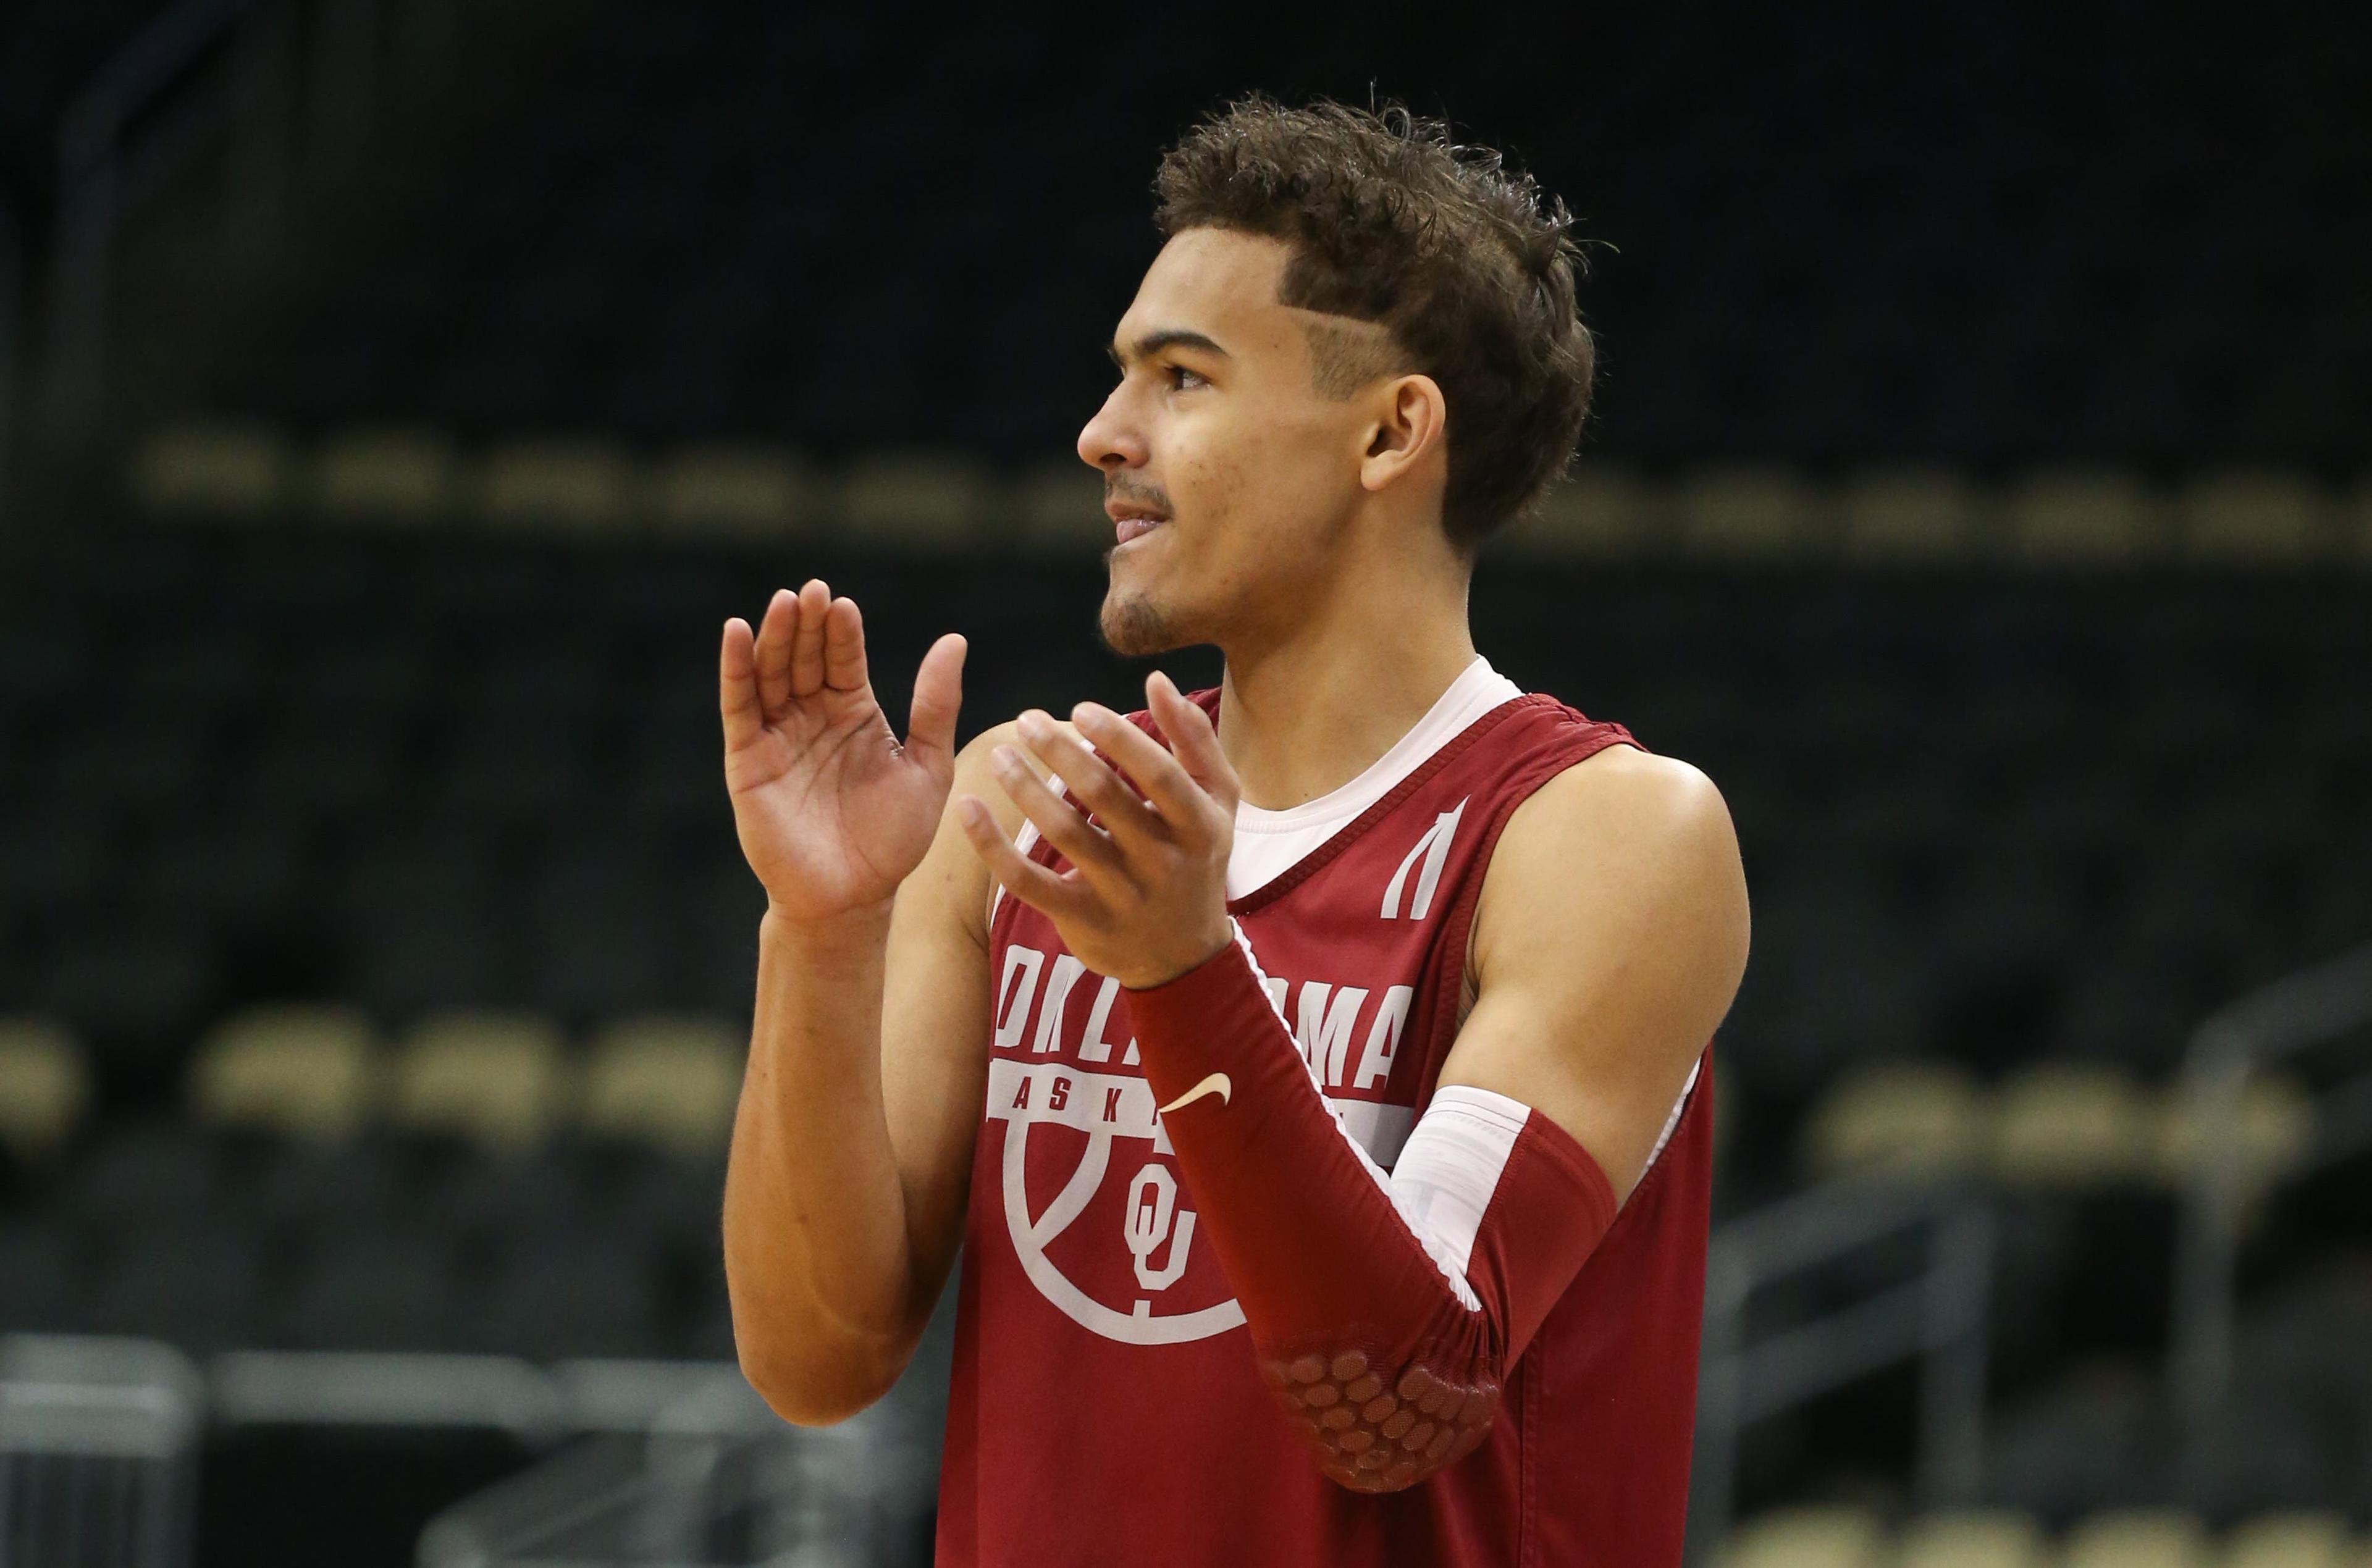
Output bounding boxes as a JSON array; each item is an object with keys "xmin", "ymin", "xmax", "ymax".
[{"xmin": 1, "ymin": 1, "xmax": 2370, "ymax": 1564}]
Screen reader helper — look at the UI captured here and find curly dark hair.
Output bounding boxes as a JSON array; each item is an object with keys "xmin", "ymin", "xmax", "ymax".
[{"xmin": 1153, "ymin": 96, "xmax": 1595, "ymax": 553}]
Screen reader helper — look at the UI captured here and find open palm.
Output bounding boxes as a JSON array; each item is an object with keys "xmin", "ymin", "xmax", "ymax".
[{"xmin": 719, "ymin": 579, "xmax": 967, "ymax": 924}]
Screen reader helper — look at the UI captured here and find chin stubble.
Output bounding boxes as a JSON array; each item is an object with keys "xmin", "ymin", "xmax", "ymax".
[{"xmin": 1098, "ymin": 581, "xmax": 1181, "ymax": 658}]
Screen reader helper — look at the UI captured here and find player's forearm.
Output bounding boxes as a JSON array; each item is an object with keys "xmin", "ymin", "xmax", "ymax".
[
  {"xmin": 723, "ymin": 901, "xmax": 920, "ymax": 1422},
  {"xmin": 1124, "ymin": 923, "xmax": 1617, "ymax": 1490}
]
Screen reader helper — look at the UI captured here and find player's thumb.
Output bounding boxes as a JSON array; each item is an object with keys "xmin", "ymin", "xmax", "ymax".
[{"xmin": 906, "ymin": 632, "xmax": 966, "ymax": 778}]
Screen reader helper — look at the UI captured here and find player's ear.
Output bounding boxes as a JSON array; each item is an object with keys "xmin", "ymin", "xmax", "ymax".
[{"xmin": 1359, "ymin": 373, "xmax": 1447, "ymax": 494}]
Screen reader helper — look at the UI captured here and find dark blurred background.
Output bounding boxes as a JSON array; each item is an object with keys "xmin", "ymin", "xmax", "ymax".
[{"xmin": 1, "ymin": 3, "xmax": 2368, "ymax": 1566}]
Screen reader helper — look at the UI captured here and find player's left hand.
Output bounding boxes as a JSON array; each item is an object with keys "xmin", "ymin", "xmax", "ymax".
[{"xmin": 957, "ymin": 669, "xmax": 1238, "ymax": 990}]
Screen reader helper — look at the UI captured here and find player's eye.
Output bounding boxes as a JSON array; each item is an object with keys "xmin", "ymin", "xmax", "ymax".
[{"xmin": 1166, "ymin": 364, "xmax": 1208, "ymax": 391}]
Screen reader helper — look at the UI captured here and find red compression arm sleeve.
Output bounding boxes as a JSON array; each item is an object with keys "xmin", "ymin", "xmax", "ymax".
[{"xmin": 1122, "ymin": 921, "xmax": 1619, "ymax": 1492}]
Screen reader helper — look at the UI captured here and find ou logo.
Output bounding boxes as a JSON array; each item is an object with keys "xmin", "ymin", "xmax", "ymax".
[
  {"xmin": 990, "ymin": 1058, "xmax": 1245, "ymax": 1346},
  {"xmin": 1124, "ymin": 1165, "xmax": 1195, "ymax": 1291}
]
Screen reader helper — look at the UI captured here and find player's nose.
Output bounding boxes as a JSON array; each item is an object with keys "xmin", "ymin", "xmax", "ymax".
[{"xmin": 1077, "ymin": 386, "xmax": 1148, "ymax": 473}]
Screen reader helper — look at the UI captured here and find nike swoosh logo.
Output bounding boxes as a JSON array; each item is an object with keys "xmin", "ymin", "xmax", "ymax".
[{"xmin": 1157, "ymin": 1073, "xmax": 1232, "ymax": 1114}]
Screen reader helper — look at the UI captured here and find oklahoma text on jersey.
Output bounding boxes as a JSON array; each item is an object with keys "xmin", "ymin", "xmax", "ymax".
[{"xmin": 937, "ymin": 684, "xmax": 1714, "ymax": 1567}]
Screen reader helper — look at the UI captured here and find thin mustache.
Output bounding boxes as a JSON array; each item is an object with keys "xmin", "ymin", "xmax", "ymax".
[{"xmin": 1104, "ymin": 479, "xmax": 1173, "ymax": 514}]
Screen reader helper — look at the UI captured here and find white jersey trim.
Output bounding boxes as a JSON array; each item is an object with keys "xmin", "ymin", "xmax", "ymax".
[{"xmin": 988, "ymin": 656, "xmax": 1520, "ymax": 923}]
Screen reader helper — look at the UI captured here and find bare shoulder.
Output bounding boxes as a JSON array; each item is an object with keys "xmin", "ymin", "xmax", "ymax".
[
  {"xmin": 1511, "ymin": 744, "xmax": 1739, "ymax": 864},
  {"xmin": 949, "ymin": 716, "xmax": 1068, "ymax": 829},
  {"xmin": 1474, "ymin": 743, "xmax": 1749, "ymax": 983},
  {"xmin": 940, "ymin": 715, "xmax": 1075, "ymax": 942}
]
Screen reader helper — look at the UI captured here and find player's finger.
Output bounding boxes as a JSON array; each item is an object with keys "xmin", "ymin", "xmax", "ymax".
[
  {"xmin": 788, "ymin": 578, "xmax": 831, "ymax": 697},
  {"xmin": 1013, "ymin": 711, "xmax": 1165, "ymax": 849},
  {"xmin": 751, "ymin": 589, "xmax": 797, "ymax": 716},
  {"xmin": 720, "ymin": 617, "xmax": 763, "ymax": 749},
  {"xmin": 988, "ymin": 743, "xmax": 1126, "ymax": 881},
  {"xmin": 823, "ymin": 595, "xmax": 868, "ymax": 692},
  {"xmin": 957, "ymin": 795, "xmax": 1091, "ymax": 920},
  {"xmin": 904, "ymin": 632, "xmax": 966, "ymax": 782},
  {"xmin": 1077, "ymin": 693, "xmax": 1224, "ymax": 833},
  {"xmin": 1145, "ymin": 672, "xmax": 1240, "ymax": 818}
]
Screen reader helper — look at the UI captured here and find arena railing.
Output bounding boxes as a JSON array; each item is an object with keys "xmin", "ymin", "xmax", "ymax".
[
  {"xmin": 412, "ymin": 1365, "xmax": 947, "ymax": 1568},
  {"xmin": 10, "ymin": 1335, "xmax": 891, "ymax": 1568},
  {"xmin": 2169, "ymin": 937, "xmax": 2372, "ymax": 1425},
  {"xmin": 1688, "ymin": 1180, "xmax": 1994, "ymax": 1566},
  {"xmin": 0, "ymin": 1335, "xmax": 204, "ymax": 1568}
]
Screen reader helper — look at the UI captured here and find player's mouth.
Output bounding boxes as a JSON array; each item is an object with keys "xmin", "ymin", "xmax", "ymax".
[{"xmin": 1110, "ymin": 508, "xmax": 1170, "ymax": 546}]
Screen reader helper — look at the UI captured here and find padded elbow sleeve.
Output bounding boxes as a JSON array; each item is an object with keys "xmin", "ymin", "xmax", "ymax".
[
  {"xmin": 1125, "ymin": 924, "xmax": 1618, "ymax": 1491},
  {"xmin": 1256, "ymin": 1092, "xmax": 1616, "ymax": 1488}
]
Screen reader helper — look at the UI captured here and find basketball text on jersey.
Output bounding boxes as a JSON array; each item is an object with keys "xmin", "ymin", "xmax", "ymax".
[{"xmin": 935, "ymin": 687, "xmax": 1714, "ymax": 1568}]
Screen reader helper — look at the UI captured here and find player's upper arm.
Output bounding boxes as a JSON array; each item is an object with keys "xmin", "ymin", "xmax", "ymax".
[
  {"xmin": 876, "ymin": 718, "xmax": 1033, "ymax": 1323},
  {"xmin": 1442, "ymin": 747, "xmax": 1749, "ymax": 1205}
]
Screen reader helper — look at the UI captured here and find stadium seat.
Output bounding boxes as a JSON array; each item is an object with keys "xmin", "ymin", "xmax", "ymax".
[
  {"xmin": 388, "ymin": 1010, "xmax": 570, "ymax": 1151},
  {"xmin": 1985, "ymin": 1364, "xmax": 2171, "ymax": 1523},
  {"xmin": 1008, "ymin": 461, "xmax": 1111, "ymax": 555},
  {"xmin": 280, "ymin": 1228, "xmax": 466, "ymax": 1350},
  {"xmin": 187, "ymin": 1003, "xmax": 384, "ymax": 1142},
  {"xmin": 253, "ymin": 1136, "xmax": 410, "ymax": 1236},
  {"xmin": 433, "ymin": 716, "xmax": 587, "ymax": 821},
  {"xmin": 1714, "ymin": 1504, "xmax": 1885, "ymax": 1568},
  {"xmin": 469, "ymin": 1227, "xmax": 664, "ymax": 1358},
  {"xmin": 836, "ymin": 450, "xmax": 991, "ymax": 551},
  {"xmin": 2006, "ymin": 471, "xmax": 2163, "ymax": 564},
  {"xmin": 0, "ymin": 1017, "xmax": 93, "ymax": 1165},
  {"xmin": 0, "ymin": 1216, "xmax": 80, "ymax": 1331},
  {"xmin": 478, "ymin": 438, "xmax": 641, "ymax": 537},
  {"xmin": 1893, "ymin": 1508, "xmax": 2046, "ymax": 1568},
  {"xmin": 48, "ymin": 715, "xmax": 212, "ymax": 817},
  {"xmin": 0, "ymin": 809, "xmax": 113, "ymax": 923},
  {"xmin": 2220, "ymin": 1512, "xmax": 2359, "ymax": 1568},
  {"xmin": 84, "ymin": 1218, "xmax": 265, "ymax": 1352},
  {"xmin": 42, "ymin": 924, "xmax": 217, "ymax": 1064},
  {"xmin": 1676, "ymin": 468, "xmax": 1822, "ymax": 560},
  {"xmin": 246, "ymin": 717, "xmax": 411, "ymax": 820},
  {"xmin": 2052, "ymin": 962, "xmax": 2211, "ymax": 1074},
  {"xmin": 2058, "ymin": 1509, "xmax": 2212, "ymax": 1568},
  {"xmin": 2177, "ymin": 473, "xmax": 2333, "ymax": 564},
  {"xmin": 128, "ymin": 420, "xmax": 293, "ymax": 519},
  {"xmin": 310, "ymin": 426, "xmax": 463, "ymax": 524},
  {"xmin": 580, "ymin": 1014, "xmax": 742, "ymax": 1159},
  {"xmin": 142, "ymin": 815, "xmax": 309, "ymax": 933},
  {"xmin": 1838, "ymin": 471, "xmax": 1985, "ymax": 562},
  {"xmin": 1798, "ymin": 1058, "xmax": 1985, "ymax": 1183},
  {"xmin": 2178, "ymin": 1395, "xmax": 2344, "ymax": 1522},
  {"xmin": 428, "ymin": 1146, "xmax": 595, "ymax": 1244},
  {"xmin": 59, "ymin": 1121, "xmax": 224, "ymax": 1231},
  {"xmin": 347, "ymin": 906, "xmax": 511, "ymax": 1018},
  {"xmin": 1492, "ymin": 466, "xmax": 1657, "ymax": 558},
  {"xmin": 1989, "ymin": 1063, "xmax": 2159, "ymax": 1189},
  {"xmin": 651, "ymin": 443, "xmax": 814, "ymax": 541}
]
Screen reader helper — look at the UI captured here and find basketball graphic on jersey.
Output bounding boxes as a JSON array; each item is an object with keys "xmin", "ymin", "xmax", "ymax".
[
  {"xmin": 943, "ymin": 677, "xmax": 1714, "ymax": 1568},
  {"xmin": 985, "ymin": 931, "xmax": 1418, "ymax": 1346}
]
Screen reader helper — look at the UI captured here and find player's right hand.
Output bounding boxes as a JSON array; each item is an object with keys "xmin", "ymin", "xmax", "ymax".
[{"xmin": 719, "ymin": 579, "xmax": 966, "ymax": 926}]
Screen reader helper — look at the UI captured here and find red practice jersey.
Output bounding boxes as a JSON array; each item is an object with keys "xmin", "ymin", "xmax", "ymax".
[{"xmin": 935, "ymin": 684, "xmax": 1715, "ymax": 1566}]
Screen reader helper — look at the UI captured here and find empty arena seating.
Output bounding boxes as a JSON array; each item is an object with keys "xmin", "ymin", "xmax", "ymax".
[
  {"xmin": 2, "ymin": 480, "xmax": 2367, "ymax": 1524},
  {"xmin": 167, "ymin": 5, "xmax": 2369, "ymax": 480},
  {"xmin": 0, "ymin": 1005, "xmax": 737, "ymax": 1357},
  {"xmin": 1718, "ymin": 1507, "xmax": 2365, "ymax": 1568}
]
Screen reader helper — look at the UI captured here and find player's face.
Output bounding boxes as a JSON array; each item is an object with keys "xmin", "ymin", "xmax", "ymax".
[{"xmin": 1080, "ymin": 229, "xmax": 1378, "ymax": 658}]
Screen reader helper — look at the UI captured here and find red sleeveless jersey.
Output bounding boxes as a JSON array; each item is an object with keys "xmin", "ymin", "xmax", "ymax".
[{"xmin": 935, "ymin": 686, "xmax": 1715, "ymax": 1566}]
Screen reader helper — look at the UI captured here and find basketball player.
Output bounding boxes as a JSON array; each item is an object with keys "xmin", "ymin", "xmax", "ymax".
[{"xmin": 720, "ymin": 99, "xmax": 1749, "ymax": 1565}]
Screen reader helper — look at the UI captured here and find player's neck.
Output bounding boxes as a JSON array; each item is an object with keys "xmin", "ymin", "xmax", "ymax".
[{"xmin": 1213, "ymin": 564, "xmax": 1478, "ymax": 813}]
